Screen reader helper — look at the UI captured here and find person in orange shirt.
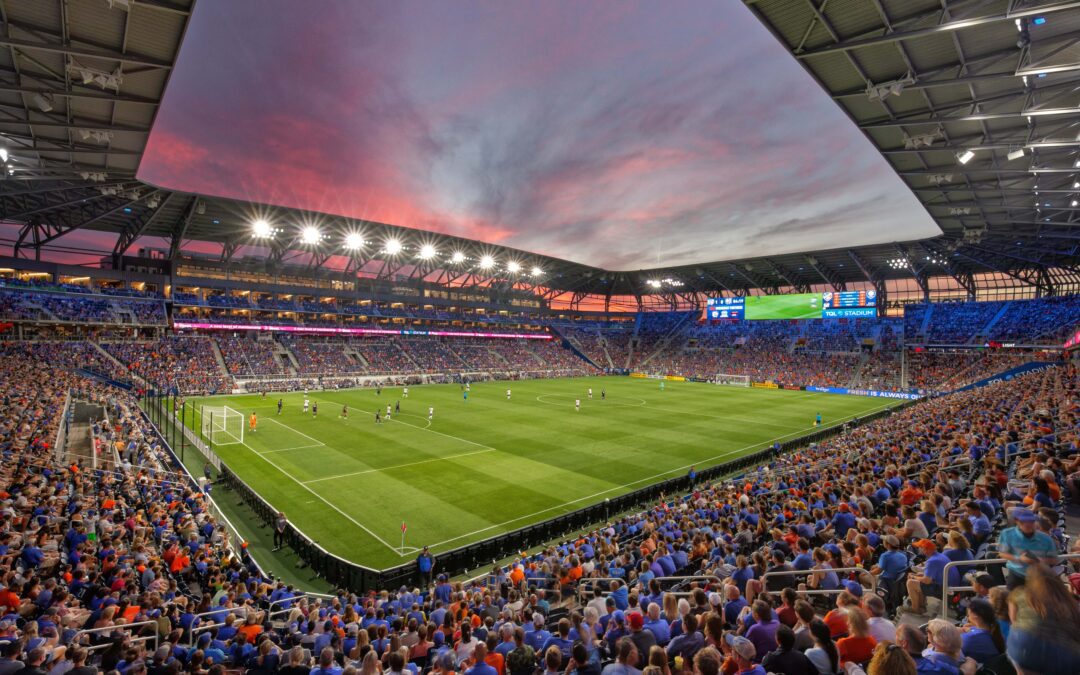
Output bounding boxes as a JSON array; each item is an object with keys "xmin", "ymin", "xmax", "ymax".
[
  {"xmin": 483, "ymin": 635, "xmax": 505, "ymax": 675},
  {"xmin": 249, "ymin": 412, "xmax": 257, "ymax": 433},
  {"xmin": 836, "ymin": 608, "xmax": 877, "ymax": 666},
  {"xmin": 237, "ymin": 614, "xmax": 264, "ymax": 644}
]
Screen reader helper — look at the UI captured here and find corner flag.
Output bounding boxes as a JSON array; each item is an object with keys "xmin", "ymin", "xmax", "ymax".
[
  {"xmin": 401, "ymin": 521, "xmax": 407, "ymax": 533},
  {"xmin": 400, "ymin": 521, "xmax": 407, "ymax": 552}
]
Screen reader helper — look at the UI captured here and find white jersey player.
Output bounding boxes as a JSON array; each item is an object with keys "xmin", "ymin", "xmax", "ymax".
[
  {"xmin": 588, "ymin": 387, "xmax": 593, "ymax": 399},
  {"xmin": 386, "ymin": 404, "xmax": 392, "ymax": 420},
  {"xmin": 575, "ymin": 398, "xmax": 581, "ymax": 412},
  {"xmin": 302, "ymin": 397, "xmax": 309, "ymax": 414},
  {"xmin": 428, "ymin": 406, "xmax": 434, "ymax": 421},
  {"xmin": 506, "ymin": 388, "xmax": 512, "ymax": 400},
  {"xmin": 403, "ymin": 386, "xmax": 409, "ymax": 398}
]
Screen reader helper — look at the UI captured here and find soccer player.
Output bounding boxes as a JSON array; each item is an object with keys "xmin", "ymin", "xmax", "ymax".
[
  {"xmin": 395, "ymin": 400, "xmax": 400, "ymax": 414},
  {"xmin": 463, "ymin": 390, "xmax": 468, "ymax": 402},
  {"xmin": 312, "ymin": 401, "xmax": 318, "ymax": 418},
  {"xmin": 403, "ymin": 386, "xmax": 409, "ymax": 398},
  {"xmin": 575, "ymin": 398, "xmax": 581, "ymax": 412},
  {"xmin": 428, "ymin": 406, "xmax": 434, "ymax": 421},
  {"xmin": 660, "ymin": 381, "xmax": 665, "ymax": 391},
  {"xmin": 588, "ymin": 387, "xmax": 593, "ymax": 399},
  {"xmin": 249, "ymin": 412, "xmax": 257, "ymax": 434},
  {"xmin": 601, "ymin": 388, "xmax": 606, "ymax": 401},
  {"xmin": 340, "ymin": 404, "xmax": 348, "ymax": 420},
  {"xmin": 277, "ymin": 398, "xmax": 283, "ymax": 415},
  {"xmin": 302, "ymin": 397, "xmax": 309, "ymax": 415},
  {"xmin": 466, "ymin": 382, "xmax": 471, "ymax": 392},
  {"xmin": 377, "ymin": 385, "xmax": 382, "ymax": 396},
  {"xmin": 261, "ymin": 390, "xmax": 266, "ymax": 400},
  {"xmin": 506, "ymin": 388, "xmax": 512, "ymax": 400},
  {"xmin": 386, "ymin": 404, "xmax": 392, "ymax": 420},
  {"xmin": 815, "ymin": 412, "xmax": 822, "ymax": 427},
  {"xmin": 375, "ymin": 411, "xmax": 381, "ymax": 424}
]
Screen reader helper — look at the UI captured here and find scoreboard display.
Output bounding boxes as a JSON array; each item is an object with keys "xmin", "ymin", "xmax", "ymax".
[
  {"xmin": 706, "ymin": 296, "xmax": 744, "ymax": 320},
  {"xmin": 821, "ymin": 290, "xmax": 877, "ymax": 318},
  {"xmin": 705, "ymin": 290, "xmax": 877, "ymax": 321}
]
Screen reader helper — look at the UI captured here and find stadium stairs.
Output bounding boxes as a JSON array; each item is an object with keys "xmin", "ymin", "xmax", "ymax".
[
  {"xmin": 637, "ymin": 311, "xmax": 697, "ymax": 368},
  {"xmin": 208, "ymin": 336, "xmax": 230, "ymax": 375},
  {"xmin": 547, "ymin": 325, "xmax": 604, "ymax": 370},
  {"xmin": 973, "ymin": 301, "xmax": 1013, "ymax": 344},
  {"xmin": 917, "ymin": 303, "xmax": 934, "ymax": 340}
]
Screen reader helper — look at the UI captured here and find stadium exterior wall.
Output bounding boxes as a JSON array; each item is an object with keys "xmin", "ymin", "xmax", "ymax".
[{"xmin": 142, "ymin": 392, "xmax": 916, "ymax": 593}]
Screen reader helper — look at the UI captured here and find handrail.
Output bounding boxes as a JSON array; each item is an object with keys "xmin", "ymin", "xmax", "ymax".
[
  {"xmin": 653, "ymin": 575, "xmax": 721, "ymax": 587},
  {"xmin": 760, "ymin": 566, "xmax": 877, "ymax": 597},
  {"xmin": 575, "ymin": 577, "xmax": 629, "ymax": 603},
  {"xmin": 940, "ymin": 553, "xmax": 1080, "ymax": 618},
  {"xmin": 73, "ymin": 620, "xmax": 159, "ymax": 654}
]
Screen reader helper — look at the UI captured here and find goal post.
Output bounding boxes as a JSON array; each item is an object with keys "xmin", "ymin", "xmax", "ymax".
[
  {"xmin": 714, "ymin": 373, "xmax": 750, "ymax": 387},
  {"xmin": 201, "ymin": 405, "xmax": 245, "ymax": 446}
]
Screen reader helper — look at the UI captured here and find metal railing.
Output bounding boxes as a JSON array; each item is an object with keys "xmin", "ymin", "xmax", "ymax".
[
  {"xmin": 760, "ymin": 567, "xmax": 877, "ymax": 598},
  {"xmin": 73, "ymin": 621, "xmax": 159, "ymax": 654},
  {"xmin": 940, "ymin": 553, "xmax": 1080, "ymax": 618}
]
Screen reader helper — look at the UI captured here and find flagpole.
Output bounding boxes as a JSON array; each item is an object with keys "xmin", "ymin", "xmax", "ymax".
[{"xmin": 401, "ymin": 521, "xmax": 405, "ymax": 553}]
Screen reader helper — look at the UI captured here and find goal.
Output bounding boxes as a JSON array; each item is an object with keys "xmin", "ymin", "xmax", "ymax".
[
  {"xmin": 714, "ymin": 373, "xmax": 750, "ymax": 387},
  {"xmin": 201, "ymin": 406, "xmax": 244, "ymax": 446}
]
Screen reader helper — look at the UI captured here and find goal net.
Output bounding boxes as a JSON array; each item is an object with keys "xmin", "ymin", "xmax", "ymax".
[
  {"xmin": 201, "ymin": 406, "xmax": 244, "ymax": 446},
  {"xmin": 714, "ymin": 373, "xmax": 750, "ymax": 387}
]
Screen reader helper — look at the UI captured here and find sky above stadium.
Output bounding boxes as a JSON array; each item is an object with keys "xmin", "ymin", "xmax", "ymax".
[{"xmin": 138, "ymin": 0, "xmax": 939, "ymax": 270}]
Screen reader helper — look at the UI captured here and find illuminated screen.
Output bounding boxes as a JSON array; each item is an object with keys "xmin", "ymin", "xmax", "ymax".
[
  {"xmin": 744, "ymin": 293, "xmax": 821, "ymax": 320},
  {"xmin": 704, "ymin": 290, "xmax": 876, "ymax": 321}
]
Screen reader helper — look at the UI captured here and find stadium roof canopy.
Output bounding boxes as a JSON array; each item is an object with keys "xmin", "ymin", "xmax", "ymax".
[{"xmin": 0, "ymin": 0, "xmax": 1077, "ymax": 299}]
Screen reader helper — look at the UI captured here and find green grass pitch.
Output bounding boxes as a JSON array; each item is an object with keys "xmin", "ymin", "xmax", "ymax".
[
  {"xmin": 186, "ymin": 377, "xmax": 897, "ymax": 570},
  {"xmin": 744, "ymin": 294, "xmax": 821, "ymax": 320}
]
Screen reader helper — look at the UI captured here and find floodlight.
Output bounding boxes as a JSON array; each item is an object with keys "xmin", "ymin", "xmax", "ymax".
[
  {"xmin": 531, "ymin": 266, "xmax": 543, "ymax": 277},
  {"xmin": 0, "ymin": 148, "xmax": 7, "ymax": 163},
  {"xmin": 252, "ymin": 219, "xmax": 273, "ymax": 238},
  {"xmin": 956, "ymin": 150, "xmax": 975, "ymax": 164},
  {"xmin": 384, "ymin": 238, "xmax": 402, "ymax": 255},
  {"xmin": 451, "ymin": 251, "xmax": 466, "ymax": 263},
  {"xmin": 1073, "ymin": 181, "xmax": 1079, "ymax": 188},
  {"xmin": 479, "ymin": 255, "xmax": 495, "ymax": 269},
  {"xmin": 301, "ymin": 226, "xmax": 322, "ymax": 245},
  {"xmin": 1072, "ymin": 200, "xmax": 1079, "ymax": 207},
  {"xmin": 344, "ymin": 232, "xmax": 364, "ymax": 250},
  {"xmin": 418, "ymin": 243, "xmax": 437, "ymax": 260},
  {"xmin": 1006, "ymin": 148, "xmax": 1025, "ymax": 161},
  {"xmin": 506, "ymin": 261, "xmax": 521, "ymax": 273}
]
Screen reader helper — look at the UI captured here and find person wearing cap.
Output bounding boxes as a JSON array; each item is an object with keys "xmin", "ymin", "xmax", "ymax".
[
  {"xmin": 870, "ymin": 534, "xmax": 909, "ymax": 587},
  {"xmin": 723, "ymin": 635, "xmax": 763, "ymax": 675},
  {"xmin": 996, "ymin": 507, "xmax": 1057, "ymax": 589},
  {"xmin": 626, "ymin": 613, "xmax": 655, "ymax": 668},
  {"xmin": 903, "ymin": 539, "xmax": 950, "ymax": 615},
  {"xmin": 524, "ymin": 614, "xmax": 551, "ymax": 653}
]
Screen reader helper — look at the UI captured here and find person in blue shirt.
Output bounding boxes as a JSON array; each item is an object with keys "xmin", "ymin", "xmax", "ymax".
[
  {"xmin": 309, "ymin": 647, "xmax": 342, "ymax": 675},
  {"xmin": 997, "ymin": 507, "xmax": 1058, "ymax": 589},
  {"xmin": 463, "ymin": 644, "xmax": 498, "ymax": 675},
  {"xmin": 524, "ymin": 613, "xmax": 551, "ymax": 652},
  {"xmin": 961, "ymin": 599, "xmax": 1005, "ymax": 665},
  {"xmin": 871, "ymin": 535, "xmax": 909, "ymax": 585},
  {"xmin": 416, "ymin": 547, "xmax": 434, "ymax": 587},
  {"xmin": 904, "ymin": 539, "xmax": 951, "ymax": 615},
  {"xmin": 964, "ymin": 502, "xmax": 992, "ymax": 544}
]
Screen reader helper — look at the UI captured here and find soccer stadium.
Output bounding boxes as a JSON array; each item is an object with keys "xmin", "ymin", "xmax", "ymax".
[{"xmin": 0, "ymin": 1, "xmax": 1078, "ymax": 675}]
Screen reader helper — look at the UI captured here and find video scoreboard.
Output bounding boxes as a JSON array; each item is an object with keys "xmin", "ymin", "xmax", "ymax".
[{"xmin": 706, "ymin": 289, "xmax": 876, "ymax": 321}]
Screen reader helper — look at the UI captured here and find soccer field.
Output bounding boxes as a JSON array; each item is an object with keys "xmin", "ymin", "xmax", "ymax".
[{"xmin": 187, "ymin": 377, "xmax": 897, "ymax": 569}]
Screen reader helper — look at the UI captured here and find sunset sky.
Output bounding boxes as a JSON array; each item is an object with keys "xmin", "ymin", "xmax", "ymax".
[{"xmin": 136, "ymin": 0, "xmax": 939, "ymax": 270}]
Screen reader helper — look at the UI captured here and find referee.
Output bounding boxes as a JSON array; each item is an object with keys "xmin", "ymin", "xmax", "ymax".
[{"xmin": 273, "ymin": 511, "xmax": 288, "ymax": 551}]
